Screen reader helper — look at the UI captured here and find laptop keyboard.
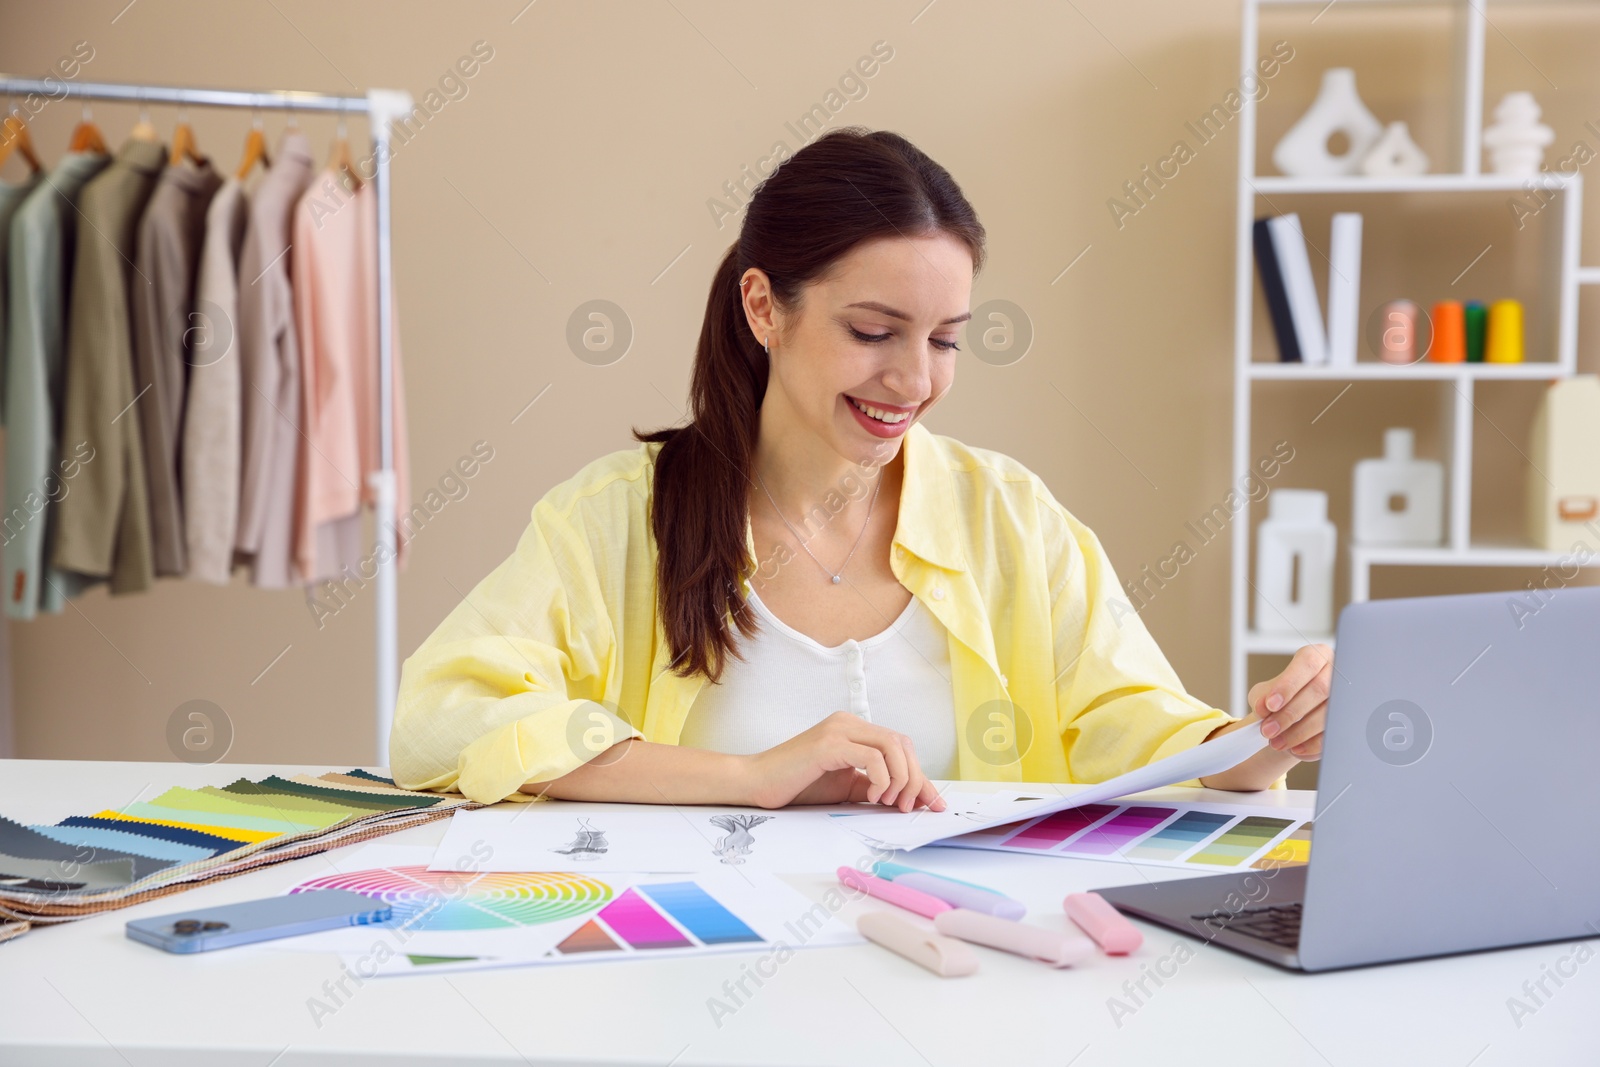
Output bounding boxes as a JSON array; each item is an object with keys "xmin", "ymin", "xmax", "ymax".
[{"xmin": 1190, "ymin": 902, "xmax": 1302, "ymax": 948}]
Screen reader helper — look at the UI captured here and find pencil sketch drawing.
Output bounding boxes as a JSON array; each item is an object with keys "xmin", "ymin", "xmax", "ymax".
[
  {"xmin": 709, "ymin": 814, "xmax": 773, "ymax": 865},
  {"xmin": 551, "ymin": 817, "xmax": 609, "ymax": 859}
]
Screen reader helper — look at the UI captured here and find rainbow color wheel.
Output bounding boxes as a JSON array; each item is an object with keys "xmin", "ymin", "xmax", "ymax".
[{"xmin": 290, "ymin": 865, "xmax": 614, "ymax": 931}]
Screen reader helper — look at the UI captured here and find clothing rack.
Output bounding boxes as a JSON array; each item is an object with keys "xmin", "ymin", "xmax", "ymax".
[{"xmin": 0, "ymin": 75, "xmax": 415, "ymax": 763}]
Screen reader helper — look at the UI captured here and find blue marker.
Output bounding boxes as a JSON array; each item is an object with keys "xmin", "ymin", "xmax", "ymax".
[{"xmin": 870, "ymin": 861, "xmax": 1026, "ymax": 920}]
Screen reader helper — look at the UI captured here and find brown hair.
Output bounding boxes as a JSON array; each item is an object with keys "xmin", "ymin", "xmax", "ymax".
[{"xmin": 632, "ymin": 127, "xmax": 987, "ymax": 683}]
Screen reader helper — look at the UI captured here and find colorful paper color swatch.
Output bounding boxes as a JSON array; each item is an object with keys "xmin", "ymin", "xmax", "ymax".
[
  {"xmin": 1061, "ymin": 806, "xmax": 1176, "ymax": 855},
  {"xmin": 638, "ymin": 882, "xmax": 762, "ymax": 946},
  {"xmin": 937, "ymin": 801, "xmax": 1311, "ymax": 872},
  {"xmin": 1184, "ymin": 817, "xmax": 1295, "ymax": 866},
  {"xmin": 1253, "ymin": 822, "xmax": 1313, "ymax": 869},
  {"xmin": 291, "ymin": 866, "xmax": 613, "ymax": 930},
  {"xmin": 1124, "ymin": 811, "xmax": 1234, "ymax": 863}
]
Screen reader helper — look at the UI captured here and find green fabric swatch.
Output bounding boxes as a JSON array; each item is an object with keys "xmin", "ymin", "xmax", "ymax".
[{"xmin": 154, "ymin": 786, "xmax": 352, "ymax": 825}]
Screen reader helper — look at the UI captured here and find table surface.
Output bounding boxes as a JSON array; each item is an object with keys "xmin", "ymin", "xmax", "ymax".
[{"xmin": 0, "ymin": 760, "xmax": 1591, "ymax": 1067}]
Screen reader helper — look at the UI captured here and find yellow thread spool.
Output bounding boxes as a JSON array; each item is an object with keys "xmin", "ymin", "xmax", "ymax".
[{"xmin": 1485, "ymin": 299, "xmax": 1525, "ymax": 363}]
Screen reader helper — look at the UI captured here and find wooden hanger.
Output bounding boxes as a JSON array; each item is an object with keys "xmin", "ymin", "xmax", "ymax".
[
  {"xmin": 168, "ymin": 103, "xmax": 205, "ymax": 166},
  {"xmin": 327, "ymin": 108, "xmax": 362, "ymax": 194},
  {"xmin": 68, "ymin": 103, "xmax": 109, "ymax": 154},
  {"xmin": 129, "ymin": 94, "xmax": 158, "ymax": 143},
  {"xmin": 0, "ymin": 109, "xmax": 44, "ymax": 175},
  {"xmin": 235, "ymin": 111, "xmax": 269, "ymax": 180}
]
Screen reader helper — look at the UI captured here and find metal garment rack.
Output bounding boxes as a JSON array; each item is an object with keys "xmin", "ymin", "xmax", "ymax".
[{"xmin": 0, "ymin": 75, "xmax": 416, "ymax": 763}]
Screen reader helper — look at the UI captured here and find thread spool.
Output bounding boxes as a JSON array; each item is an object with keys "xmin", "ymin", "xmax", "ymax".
[
  {"xmin": 1429, "ymin": 300, "xmax": 1465, "ymax": 362},
  {"xmin": 1378, "ymin": 299, "xmax": 1419, "ymax": 364},
  {"xmin": 1486, "ymin": 299, "xmax": 1525, "ymax": 363},
  {"xmin": 1464, "ymin": 301, "xmax": 1487, "ymax": 363}
]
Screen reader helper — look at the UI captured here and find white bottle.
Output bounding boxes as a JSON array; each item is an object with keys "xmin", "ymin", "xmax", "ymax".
[
  {"xmin": 1352, "ymin": 428, "xmax": 1444, "ymax": 546},
  {"xmin": 1255, "ymin": 489, "xmax": 1336, "ymax": 635}
]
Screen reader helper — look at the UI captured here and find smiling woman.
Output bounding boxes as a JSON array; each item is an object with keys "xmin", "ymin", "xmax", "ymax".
[{"xmin": 389, "ymin": 127, "xmax": 1330, "ymax": 810}]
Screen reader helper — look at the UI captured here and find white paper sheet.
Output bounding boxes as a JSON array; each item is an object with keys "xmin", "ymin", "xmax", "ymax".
[
  {"xmin": 426, "ymin": 801, "xmax": 876, "ymax": 874},
  {"xmin": 834, "ymin": 721, "xmax": 1270, "ymax": 851},
  {"xmin": 269, "ymin": 843, "xmax": 860, "ymax": 974}
]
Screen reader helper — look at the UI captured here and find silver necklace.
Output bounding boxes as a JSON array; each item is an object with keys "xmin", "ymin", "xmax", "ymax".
[{"xmin": 754, "ymin": 465, "xmax": 884, "ymax": 584}]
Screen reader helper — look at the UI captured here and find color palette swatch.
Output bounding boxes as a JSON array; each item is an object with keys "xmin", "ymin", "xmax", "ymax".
[
  {"xmin": 936, "ymin": 801, "xmax": 1311, "ymax": 871},
  {"xmin": 1184, "ymin": 817, "xmax": 1295, "ymax": 866},
  {"xmin": 1125, "ymin": 811, "xmax": 1233, "ymax": 863},
  {"xmin": 0, "ymin": 770, "xmax": 479, "ymax": 938},
  {"xmin": 1252, "ymin": 822, "xmax": 1313, "ymax": 870},
  {"xmin": 286, "ymin": 854, "xmax": 788, "ymax": 974},
  {"xmin": 291, "ymin": 866, "xmax": 614, "ymax": 930}
]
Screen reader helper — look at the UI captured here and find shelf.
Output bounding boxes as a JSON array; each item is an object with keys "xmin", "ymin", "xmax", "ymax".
[
  {"xmin": 1256, "ymin": 0, "xmax": 1470, "ymax": 7},
  {"xmin": 1244, "ymin": 631, "xmax": 1336, "ymax": 655},
  {"xmin": 1248, "ymin": 362, "xmax": 1568, "ymax": 380},
  {"xmin": 1352, "ymin": 542, "xmax": 1600, "ymax": 568},
  {"xmin": 1250, "ymin": 173, "xmax": 1578, "ymax": 195},
  {"xmin": 1579, "ymin": 267, "xmax": 1600, "ymax": 285}
]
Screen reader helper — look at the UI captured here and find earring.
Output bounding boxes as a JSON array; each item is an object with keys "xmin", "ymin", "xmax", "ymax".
[{"xmin": 764, "ymin": 336, "xmax": 769, "ymax": 355}]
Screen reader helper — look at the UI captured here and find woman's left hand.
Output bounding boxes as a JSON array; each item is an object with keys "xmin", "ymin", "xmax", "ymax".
[{"xmin": 1248, "ymin": 643, "xmax": 1333, "ymax": 760}]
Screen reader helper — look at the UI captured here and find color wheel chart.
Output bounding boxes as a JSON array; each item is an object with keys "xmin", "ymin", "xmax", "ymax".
[
  {"xmin": 937, "ymin": 803, "xmax": 1313, "ymax": 871},
  {"xmin": 290, "ymin": 865, "xmax": 770, "ymax": 965},
  {"xmin": 290, "ymin": 866, "xmax": 614, "ymax": 930}
]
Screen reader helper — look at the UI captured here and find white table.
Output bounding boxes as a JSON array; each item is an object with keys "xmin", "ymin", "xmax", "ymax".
[{"xmin": 0, "ymin": 760, "xmax": 1590, "ymax": 1066}]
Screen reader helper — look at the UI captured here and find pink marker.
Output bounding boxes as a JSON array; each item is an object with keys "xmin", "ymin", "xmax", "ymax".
[
  {"xmin": 838, "ymin": 866, "xmax": 952, "ymax": 919},
  {"xmin": 1065, "ymin": 891, "xmax": 1142, "ymax": 954},
  {"xmin": 934, "ymin": 908, "xmax": 1093, "ymax": 968}
]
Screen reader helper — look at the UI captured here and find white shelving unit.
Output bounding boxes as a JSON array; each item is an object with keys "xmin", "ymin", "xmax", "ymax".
[{"xmin": 1229, "ymin": 0, "xmax": 1600, "ymax": 712}]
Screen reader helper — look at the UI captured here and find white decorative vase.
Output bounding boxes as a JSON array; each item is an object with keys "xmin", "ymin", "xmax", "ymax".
[
  {"xmin": 1273, "ymin": 68, "xmax": 1384, "ymax": 178},
  {"xmin": 1254, "ymin": 489, "xmax": 1336, "ymax": 635},
  {"xmin": 1352, "ymin": 428, "xmax": 1444, "ymax": 546},
  {"xmin": 1483, "ymin": 91, "xmax": 1554, "ymax": 177},
  {"xmin": 1360, "ymin": 121, "xmax": 1429, "ymax": 177}
]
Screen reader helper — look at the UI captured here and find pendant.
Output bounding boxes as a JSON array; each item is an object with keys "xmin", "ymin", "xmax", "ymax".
[{"xmin": 831, "ymin": 574, "xmax": 841, "ymax": 584}]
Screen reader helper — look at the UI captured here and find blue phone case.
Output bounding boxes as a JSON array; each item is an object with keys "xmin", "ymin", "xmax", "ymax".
[{"xmin": 125, "ymin": 889, "xmax": 392, "ymax": 953}]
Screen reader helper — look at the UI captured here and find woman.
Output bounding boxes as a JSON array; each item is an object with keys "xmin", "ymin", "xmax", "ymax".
[{"xmin": 390, "ymin": 127, "xmax": 1331, "ymax": 810}]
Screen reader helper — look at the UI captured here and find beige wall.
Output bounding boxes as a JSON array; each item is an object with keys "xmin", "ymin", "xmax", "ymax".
[{"xmin": 3, "ymin": 1, "xmax": 1597, "ymax": 787}]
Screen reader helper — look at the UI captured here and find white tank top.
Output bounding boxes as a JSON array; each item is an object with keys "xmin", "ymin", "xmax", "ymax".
[{"xmin": 678, "ymin": 586, "xmax": 959, "ymax": 779}]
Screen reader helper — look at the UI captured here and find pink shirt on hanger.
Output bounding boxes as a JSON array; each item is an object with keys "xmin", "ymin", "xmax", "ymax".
[{"xmin": 290, "ymin": 167, "xmax": 410, "ymax": 585}]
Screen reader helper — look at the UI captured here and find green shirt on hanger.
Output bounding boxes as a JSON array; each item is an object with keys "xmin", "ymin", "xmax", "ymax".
[
  {"xmin": 52, "ymin": 137, "xmax": 166, "ymax": 595},
  {"xmin": 3, "ymin": 150, "xmax": 110, "ymax": 618}
]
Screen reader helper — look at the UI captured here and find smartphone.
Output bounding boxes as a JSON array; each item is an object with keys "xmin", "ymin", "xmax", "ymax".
[{"xmin": 125, "ymin": 889, "xmax": 392, "ymax": 953}]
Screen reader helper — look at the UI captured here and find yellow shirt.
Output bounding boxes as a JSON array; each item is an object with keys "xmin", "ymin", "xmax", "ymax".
[{"xmin": 391, "ymin": 422, "xmax": 1252, "ymax": 805}]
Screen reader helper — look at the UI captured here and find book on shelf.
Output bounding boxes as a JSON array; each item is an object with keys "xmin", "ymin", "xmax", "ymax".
[
  {"xmin": 1252, "ymin": 217, "xmax": 1299, "ymax": 362},
  {"xmin": 1326, "ymin": 212, "xmax": 1362, "ymax": 368},
  {"xmin": 1253, "ymin": 212, "xmax": 1328, "ymax": 364}
]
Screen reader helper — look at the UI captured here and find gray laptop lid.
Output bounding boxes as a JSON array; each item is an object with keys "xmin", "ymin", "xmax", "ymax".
[{"xmin": 1300, "ymin": 584, "xmax": 1600, "ymax": 971}]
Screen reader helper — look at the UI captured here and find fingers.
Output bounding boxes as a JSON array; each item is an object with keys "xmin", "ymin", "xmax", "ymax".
[
  {"xmin": 1246, "ymin": 680, "xmax": 1271, "ymax": 720},
  {"xmin": 1276, "ymin": 703, "xmax": 1325, "ymax": 752},
  {"xmin": 1257, "ymin": 644, "xmax": 1331, "ymax": 716},
  {"xmin": 875, "ymin": 729, "xmax": 912, "ymax": 808},
  {"xmin": 1260, "ymin": 644, "xmax": 1331, "ymax": 751},
  {"xmin": 891, "ymin": 735, "xmax": 926, "ymax": 813},
  {"xmin": 828, "ymin": 712, "xmax": 923, "ymax": 809},
  {"xmin": 840, "ymin": 742, "xmax": 891, "ymax": 802},
  {"xmin": 1290, "ymin": 737, "xmax": 1322, "ymax": 760}
]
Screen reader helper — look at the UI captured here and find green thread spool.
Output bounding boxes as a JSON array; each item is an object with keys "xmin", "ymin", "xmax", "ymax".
[{"xmin": 1465, "ymin": 301, "xmax": 1487, "ymax": 363}]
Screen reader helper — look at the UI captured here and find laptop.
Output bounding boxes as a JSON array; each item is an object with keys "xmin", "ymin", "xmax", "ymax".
[{"xmin": 1092, "ymin": 584, "xmax": 1600, "ymax": 972}]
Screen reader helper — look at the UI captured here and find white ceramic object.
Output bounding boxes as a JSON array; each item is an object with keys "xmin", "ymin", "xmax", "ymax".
[
  {"xmin": 1352, "ymin": 428, "xmax": 1444, "ymax": 546},
  {"xmin": 1526, "ymin": 376, "xmax": 1600, "ymax": 552},
  {"xmin": 1272, "ymin": 68, "xmax": 1384, "ymax": 178},
  {"xmin": 1360, "ymin": 121, "xmax": 1429, "ymax": 176},
  {"xmin": 1254, "ymin": 489, "xmax": 1336, "ymax": 635},
  {"xmin": 1483, "ymin": 91, "xmax": 1554, "ymax": 177}
]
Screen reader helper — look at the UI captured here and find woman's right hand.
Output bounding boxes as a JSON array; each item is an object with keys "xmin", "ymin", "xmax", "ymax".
[{"xmin": 740, "ymin": 711, "xmax": 947, "ymax": 812}]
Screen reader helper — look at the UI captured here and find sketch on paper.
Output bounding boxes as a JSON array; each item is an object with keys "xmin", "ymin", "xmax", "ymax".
[
  {"xmin": 709, "ymin": 814, "xmax": 773, "ymax": 865},
  {"xmin": 551, "ymin": 817, "xmax": 609, "ymax": 859}
]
